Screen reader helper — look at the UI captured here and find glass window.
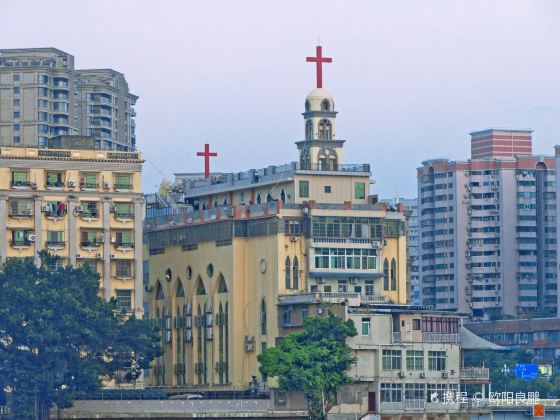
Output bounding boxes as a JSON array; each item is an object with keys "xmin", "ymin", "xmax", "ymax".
[
  {"xmin": 14, "ymin": 112, "xmax": 20, "ymax": 119},
  {"xmin": 12, "ymin": 229, "xmax": 31, "ymax": 246},
  {"xmin": 81, "ymin": 201, "xmax": 99, "ymax": 218},
  {"xmin": 46, "ymin": 171, "xmax": 64, "ymax": 187},
  {"xmin": 38, "ymin": 124, "xmax": 49, "ymax": 133},
  {"xmin": 13, "ymin": 74, "xmax": 20, "ymax": 81},
  {"xmin": 37, "ymin": 87, "xmax": 48, "ymax": 97},
  {"xmin": 115, "ymin": 230, "xmax": 133, "ymax": 247},
  {"xmin": 382, "ymin": 349, "xmax": 402, "ymax": 370},
  {"xmin": 428, "ymin": 351, "xmax": 446, "ymax": 371},
  {"xmin": 13, "ymin": 124, "xmax": 20, "ymax": 131},
  {"xmin": 314, "ymin": 248, "xmax": 377, "ymax": 270},
  {"xmin": 115, "ymin": 202, "xmax": 133, "ymax": 218},
  {"xmin": 114, "ymin": 173, "xmax": 132, "ymax": 189},
  {"xmin": 115, "ymin": 290, "xmax": 132, "ymax": 311},
  {"xmin": 14, "ymin": 99, "xmax": 20, "ymax": 106},
  {"xmin": 406, "ymin": 350, "xmax": 424, "ymax": 370},
  {"xmin": 38, "ymin": 111, "xmax": 48, "ymax": 122},
  {"xmin": 11, "ymin": 170, "xmax": 28, "ymax": 186},
  {"xmin": 10, "ymin": 198, "xmax": 31, "ymax": 216},
  {"xmin": 355, "ymin": 182, "xmax": 366, "ymax": 199},
  {"xmin": 46, "ymin": 231, "xmax": 64, "ymax": 245},
  {"xmin": 14, "ymin": 136, "xmax": 20, "ymax": 144},
  {"xmin": 81, "ymin": 172, "xmax": 98, "ymax": 189},
  {"xmin": 13, "ymin": 87, "xmax": 20, "ymax": 94},
  {"xmin": 361, "ymin": 317, "xmax": 371, "ymax": 336},
  {"xmin": 38, "ymin": 99, "xmax": 48, "ymax": 108},
  {"xmin": 82, "ymin": 259, "xmax": 98, "ymax": 273},
  {"xmin": 116, "ymin": 260, "xmax": 132, "ymax": 278},
  {"xmin": 405, "ymin": 384, "xmax": 425, "ymax": 401},
  {"xmin": 380, "ymin": 383, "xmax": 402, "ymax": 402},
  {"xmin": 299, "ymin": 180, "xmax": 309, "ymax": 198}
]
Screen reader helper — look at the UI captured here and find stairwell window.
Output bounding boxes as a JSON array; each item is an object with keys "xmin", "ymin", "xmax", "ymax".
[
  {"xmin": 355, "ymin": 182, "xmax": 366, "ymax": 199},
  {"xmin": 299, "ymin": 181, "xmax": 309, "ymax": 198},
  {"xmin": 361, "ymin": 317, "xmax": 371, "ymax": 336}
]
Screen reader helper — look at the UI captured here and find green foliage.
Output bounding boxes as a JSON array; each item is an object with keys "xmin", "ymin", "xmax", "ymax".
[
  {"xmin": 464, "ymin": 349, "xmax": 560, "ymax": 397},
  {"xmin": 0, "ymin": 253, "xmax": 162, "ymax": 419},
  {"xmin": 258, "ymin": 312, "xmax": 357, "ymax": 419}
]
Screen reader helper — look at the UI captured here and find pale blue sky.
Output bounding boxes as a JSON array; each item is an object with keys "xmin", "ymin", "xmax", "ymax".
[{"xmin": 2, "ymin": 1, "xmax": 560, "ymax": 197}]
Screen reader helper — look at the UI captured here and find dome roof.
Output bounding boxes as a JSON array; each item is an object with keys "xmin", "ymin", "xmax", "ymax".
[{"xmin": 306, "ymin": 88, "xmax": 333, "ymax": 101}]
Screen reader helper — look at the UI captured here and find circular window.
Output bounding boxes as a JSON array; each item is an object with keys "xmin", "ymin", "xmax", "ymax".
[
  {"xmin": 186, "ymin": 266, "xmax": 192, "ymax": 279},
  {"xmin": 206, "ymin": 264, "xmax": 214, "ymax": 277},
  {"xmin": 260, "ymin": 259, "xmax": 267, "ymax": 274}
]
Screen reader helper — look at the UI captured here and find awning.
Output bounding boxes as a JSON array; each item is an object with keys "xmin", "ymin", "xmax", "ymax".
[{"xmin": 459, "ymin": 326, "xmax": 507, "ymax": 351}]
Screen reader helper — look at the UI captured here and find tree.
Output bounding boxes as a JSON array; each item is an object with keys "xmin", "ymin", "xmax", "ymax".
[
  {"xmin": 0, "ymin": 253, "xmax": 162, "ymax": 419},
  {"xmin": 258, "ymin": 312, "xmax": 357, "ymax": 419}
]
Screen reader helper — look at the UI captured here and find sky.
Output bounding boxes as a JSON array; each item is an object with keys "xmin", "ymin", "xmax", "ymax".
[{"xmin": 2, "ymin": 1, "xmax": 560, "ymax": 197}]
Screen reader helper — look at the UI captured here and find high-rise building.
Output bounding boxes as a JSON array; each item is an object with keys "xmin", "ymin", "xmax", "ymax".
[
  {"xmin": 418, "ymin": 129, "xmax": 557, "ymax": 320},
  {"xmin": 0, "ymin": 136, "xmax": 144, "ymax": 314},
  {"xmin": 0, "ymin": 48, "xmax": 137, "ymax": 150}
]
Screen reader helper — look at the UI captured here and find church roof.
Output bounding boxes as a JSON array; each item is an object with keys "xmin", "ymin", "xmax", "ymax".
[{"xmin": 306, "ymin": 88, "xmax": 333, "ymax": 100}]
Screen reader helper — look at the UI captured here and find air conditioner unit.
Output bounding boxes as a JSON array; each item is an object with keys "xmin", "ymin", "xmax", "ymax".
[
  {"xmin": 109, "ymin": 205, "xmax": 117, "ymax": 213},
  {"xmin": 187, "ymin": 218, "xmax": 193, "ymax": 224},
  {"xmin": 290, "ymin": 236, "xmax": 298, "ymax": 242},
  {"xmin": 110, "ymin": 237, "xmax": 116, "ymax": 243},
  {"xmin": 420, "ymin": 372, "xmax": 427, "ymax": 379},
  {"xmin": 96, "ymin": 253, "xmax": 103, "ymax": 259},
  {"xmin": 102, "ymin": 182, "xmax": 110, "ymax": 189},
  {"xmin": 372, "ymin": 240, "xmax": 382, "ymax": 248},
  {"xmin": 41, "ymin": 205, "xmax": 50, "ymax": 212},
  {"xmin": 27, "ymin": 233, "xmax": 36, "ymax": 242},
  {"xmin": 110, "ymin": 254, "xmax": 117, "ymax": 260},
  {"xmin": 76, "ymin": 254, "xmax": 83, "ymax": 259},
  {"xmin": 245, "ymin": 342, "xmax": 255, "ymax": 352},
  {"xmin": 398, "ymin": 371, "xmax": 406, "ymax": 378},
  {"xmin": 30, "ymin": 182, "xmax": 37, "ymax": 189},
  {"xmin": 442, "ymin": 371, "xmax": 449, "ymax": 379},
  {"xmin": 465, "ymin": 290, "xmax": 470, "ymax": 295},
  {"xmin": 68, "ymin": 181, "xmax": 77, "ymax": 187},
  {"xmin": 245, "ymin": 335, "xmax": 255, "ymax": 343},
  {"xmin": 74, "ymin": 205, "xmax": 83, "ymax": 212}
]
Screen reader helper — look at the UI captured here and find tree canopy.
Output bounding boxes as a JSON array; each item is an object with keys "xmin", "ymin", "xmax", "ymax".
[
  {"xmin": 257, "ymin": 312, "xmax": 357, "ymax": 419},
  {"xmin": 0, "ymin": 253, "xmax": 161, "ymax": 419}
]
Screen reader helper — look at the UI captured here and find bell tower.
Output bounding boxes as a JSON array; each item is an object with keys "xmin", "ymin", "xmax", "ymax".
[{"xmin": 297, "ymin": 46, "xmax": 345, "ymax": 171}]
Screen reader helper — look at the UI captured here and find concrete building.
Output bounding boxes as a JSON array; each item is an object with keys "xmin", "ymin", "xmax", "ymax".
[
  {"xmin": 418, "ymin": 129, "xmax": 557, "ymax": 320},
  {"xmin": 382, "ymin": 197, "xmax": 419, "ymax": 305},
  {"xmin": 0, "ymin": 137, "xmax": 144, "ymax": 313},
  {"xmin": 0, "ymin": 48, "xmax": 137, "ymax": 150}
]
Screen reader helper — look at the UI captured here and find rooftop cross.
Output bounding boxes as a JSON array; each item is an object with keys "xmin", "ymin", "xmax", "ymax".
[
  {"xmin": 306, "ymin": 45, "xmax": 332, "ymax": 89},
  {"xmin": 197, "ymin": 143, "xmax": 217, "ymax": 179}
]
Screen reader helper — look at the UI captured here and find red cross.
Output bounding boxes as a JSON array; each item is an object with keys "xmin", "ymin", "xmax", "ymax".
[
  {"xmin": 197, "ymin": 143, "xmax": 217, "ymax": 178},
  {"xmin": 306, "ymin": 46, "xmax": 332, "ymax": 89}
]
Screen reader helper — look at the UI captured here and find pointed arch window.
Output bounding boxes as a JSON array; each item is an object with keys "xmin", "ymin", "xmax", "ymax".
[
  {"xmin": 260, "ymin": 299, "xmax": 267, "ymax": 335},
  {"xmin": 176, "ymin": 281, "xmax": 185, "ymax": 298},
  {"xmin": 305, "ymin": 120, "xmax": 313, "ymax": 140},
  {"xmin": 321, "ymin": 99, "xmax": 330, "ymax": 111},
  {"xmin": 156, "ymin": 282, "xmax": 165, "ymax": 300},
  {"xmin": 266, "ymin": 192, "xmax": 273, "ymax": 202},
  {"xmin": 318, "ymin": 119, "xmax": 332, "ymax": 140},
  {"xmin": 218, "ymin": 276, "xmax": 228, "ymax": 293},
  {"xmin": 256, "ymin": 193, "xmax": 262, "ymax": 204},
  {"xmin": 292, "ymin": 257, "xmax": 299, "ymax": 290},
  {"xmin": 280, "ymin": 189, "xmax": 286, "ymax": 203},
  {"xmin": 383, "ymin": 259, "xmax": 389, "ymax": 291},
  {"xmin": 391, "ymin": 259, "xmax": 397, "ymax": 291},
  {"xmin": 285, "ymin": 256, "xmax": 291, "ymax": 289},
  {"xmin": 196, "ymin": 278, "xmax": 206, "ymax": 295}
]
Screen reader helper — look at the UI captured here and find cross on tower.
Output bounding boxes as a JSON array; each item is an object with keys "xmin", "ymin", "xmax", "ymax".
[
  {"xmin": 197, "ymin": 143, "xmax": 217, "ymax": 179},
  {"xmin": 306, "ymin": 45, "xmax": 332, "ymax": 89}
]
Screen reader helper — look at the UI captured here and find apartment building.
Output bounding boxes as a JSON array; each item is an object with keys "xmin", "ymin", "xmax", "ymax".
[
  {"xmin": 418, "ymin": 129, "xmax": 557, "ymax": 320},
  {"xmin": 0, "ymin": 136, "xmax": 144, "ymax": 313},
  {"xmin": 0, "ymin": 48, "xmax": 137, "ymax": 150}
]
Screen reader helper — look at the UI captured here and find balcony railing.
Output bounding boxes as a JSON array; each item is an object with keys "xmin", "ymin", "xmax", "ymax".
[
  {"xmin": 11, "ymin": 240, "xmax": 31, "ymax": 247},
  {"xmin": 115, "ymin": 212, "xmax": 133, "ymax": 220},
  {"xmin": 362, "ymin": 294, "xmax": 388, "ymax": 303},
  {"xmin": 46, "ymin": 241, "xmax": 66, "ymax": 249},
  {"xmin": 296, "ymin": 163, "xmax": 371, "ymax": 173},
  {"xmin": 81, "ymin": 210, "xmax": 99, "ymax": 219},
  {"xmin": 114, "ymin": 183, "xmax": 132, "ymax": 190},
  {"xmin": 392, "ymin": 331, "xmax": 459, "ymax": 344},
  {"xmin": 380, "ymin": 400, "xmax": 426, "ymax": 411},
  {"xmin": 81, "ymin": 240, "xmax": 102, "ymax": 248},
  {"xmin": 9, "ymin": 209, "xmax": 32, "ymax": 217},
  {"xmin": 11, "ymin": 180, "xmax": 30, "ymax": 187},
  {"xmin": 46, "ymin": 181, "xmax": 65, "ymax": 188},
  {"xmin": 115, "ymin": 242, "xmax": 134, "ymax": 249},
  {"xmin": 80, "ymin": 182, "xmax": 99, "ymax": 189},
  {"xmin": 460, "ymin": 367, "xmax": 489, "ymax": 380}
]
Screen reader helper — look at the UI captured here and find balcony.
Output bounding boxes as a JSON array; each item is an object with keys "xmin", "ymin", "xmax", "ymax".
[
  {"xmin": 46, "ymin": 181, "xmax": 65, "ymax": 189},
  {"xmin": 80, "ymin": 182, "xmax": 99, "ymax": 190},
  {"xmin": 392, "ymin": 331, "xmax": 459, "ymax": 344},
  {"xmin": 115, "ymin": 241, "xmax": 134, "ymax": 250},
  {"xmin": 11, "ymin": 240, "xmax": 31, "ymax": 248},
  {"xmin": 460, "ymin": 367, "xmax": 490, "ymax": 382},
  {"xmin": 9, "ymin": 209, "xmax": 32, "ymax": 218},
  {"xmin": 80, "ymin": 240, "xmax": 102, "ymax": 249},
  {"xmin": 11, "ymin": 180, "xmax": 31, "ymax": 188},
  {"xmin": 362, "ymin": 294, "xmax": 389, "ymax": 303},
  {"xmin": 380, "ymin": 400, "xmax": 426, "ymax": 411},
  {"xmin": 46, "ymin": 240, "xmax": 66, "ymax": 250},
  {"xmin": 114, "ymin": 212, "xmax": 134, "ymax": 221},
  {"xmin": 114, "ymin": 183, "xmax": 132, "ymax": 191},
  {"xmin": 80, "ymin": 210, "xmax": 99, "ymax": 220}
]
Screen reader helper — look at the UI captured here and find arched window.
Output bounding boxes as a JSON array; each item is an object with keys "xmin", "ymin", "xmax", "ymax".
[
  {"xmin": 266, "ymin": 192, "xmax": 273, "ymax": 202},
  {"xmin": 305, "ymin": 120, "xmax": 313, "ymax": 140},
  {"xmin": 196, "ymin": 278, "xmax": 206, "ymax": 295},
  {"xmin": 156, "ymin": 282, "xmax": 165, "ymax": 300},
  {"xmin": 321, "ymin": 99, "xmax": 330, "ymax": 111},
  {"xmin": 256, "ymin": 193, "xmax": 261, "ymax": 204},
  {"xmin": 176, "ymin": 281, "xmax": 185, "ymax": 298},
  {"xmin": 223, "ymin": 196, "xmax": 228, "ymax": 206},
  {"xmin": 391, "ymin": 259, "xmax": 397, "ymax": 291},
  {"xmin": 383, "ymin": 259, "xmax": 389, "ymax": 291},
  {"xmin": 285, "ymin": 256, "xmax": 291, "ymax": 289},
  {"xmin": 292, "ymin": 257, "xmax": 299, "ymax": 290},
  {"xmin": 260, "ymin": 299, "xmax": 267, "ymax": 335},
  {"xmin": 217, "ymin": 276, "xmax": 228, "ymax": 293},
  {"xmin": 218, "ymin": 303, "xmax": 225, "ymax": 384},
  {"xmin": 305, "ymin": 100, "xmax": 310, "ymax": 112},
  {"xmin": 280, "ymin": 189, "xmax": 286, "ymax": 203},
  {"xmin": 318, "ymin": 119, "xmax": 332, "ymax": 140},
  {"xmin": 196, "ymin": 305, "xmax": 203, "ymax": 384}
]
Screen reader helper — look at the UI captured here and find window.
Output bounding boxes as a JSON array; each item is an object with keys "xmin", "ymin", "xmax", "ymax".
[
  {"xmin": 82, "ymin": 259, "xmax": 98, "ymax": 273},
  {"xmin": 305, "ymin": 120, "xmax": 313, "ymax": 140},
  {"xmin": 391, "ymin": 259, "xmax": 397, "ymax": 290},
  {"xmin": 324, "ymin": 185, "xmax": 332, "ymax": 193},
  {"xmin": 13, "ymin": 87, "xmax": 20, "ymax": 94},
  {"xmin": 413, "ymin": 319, "xmax": 421, "ymax": 330},
  {"xmin": 115, "ymin": 230, "xmax": 133, "ymax": 247},
  {"xmin": 13, "ymin": 136, "xmax": 20, "ymax": 144},
  {"xmin": 13, "ymin": 124, "xmax": 20, "ymax": 131},
  {"xmin": 116, "ymin": 260, "xmax": 132, "ymax": 278},
  {"xmin": 38, "ymin": 136, "xmax": 48, "ymax": 147},
  {"xmin": 81, "ymin": 230, "xmax": 102, "ymax": 247},
  {"xmin": 382, "ymin": 349, "xmax": 402, "ymax": 370},
  {"xmin": 53, "ymin": 102, "xmax": 68, "ymax": 111},
  {"xmin": 405, "ymin": 384, "xmax": 425, "ymax": 401},
  {"xmin": 355, "ymin": 182, "xmax": 366, "ymax": 199},
  {"xmin": 38, "ymin": 111, "xmax": 48, "ymax": 122},
  {"xmin": 361, "ymin": 317, "xmax": 371, "ymax": 336},
  {"xmin": 380, "ymin": 383, "xmax": 402, "ymax": 402},
  {"xmin": 12, "ymin": 229, "xmax": 31, "ymax": 246},
  {"xmin": 81, "ymin": 201, "xmax": 99, "ymax": 218},
  {"xmin": 260, "ymin": 299, "xmax": 267, "ymax": 335},
  {"xmin": 299, "ymin": 180, "xmax": 309, "ymax": 198},
  {"xmin": 292, "ymin": 257, "xmax": 299, "ymax": 289},
  {"xmin": 115, "ymin": 290, "xmax": 132, "ymax": 311},
  {"xmin": 14, "ymin": 99, "xmax": 20, "ymax": 106},
  {"xmin": 13, "ymin": 74, "xmax": 20, "ymax": 81},
  {"xmin": 406, "ymin": 350, "xmax": 424, "ymax": 370},
  {"xmin": 11, "ymin": 170, "xmax": 29, "ymax": 187},
  {"xmin": 38, "ymin": 124, "xmax": 49, "ymax": 133},
  {"xmin": 37, "ymin": 87, "xmax": 48, "ymax": 97},
  {"xmin": 39, "ymin": 75, "xmax": 49, "ymax": 84},
  {"xmin": 301, "ymin": 308, "xmax": 308, "ymax": 321},
  {"xmin": 321, "ymin": 99, "xmax": 330, "ymax": 111},
  {"xmin": 314, "ymin": 248, "xmax": 377, "ymax": 270},
  {"xmin": 46, "ymin": 231, "xmax": 64, "ymax": 246},
  {"xmin": 38, "ymin": 99, "xmax": 48, "ymax": 108},
  {"xmin": 383, "ymin": 259, "xmax": 389, "ymax": 290},
  {"xmin": 114, "ymin": 202, "xmax": 133, "ymax": 219},
  {"xmin": 285, "ymin": 256, "xmax": 291, "ymax": 289},
  {"xmin": 13, "ymin": 112, "xmax": 20, "ymax": 119},
  {"xmin": 114, "ymin": 173, "xmax": 132, "ymax": 189},
  {"xmin": 81, "ymin": 172, "xmax": 98, "ymax": 189},
  {"xmin": 427, "ymin": 384, "xmax": 446, "ymax": 402},
  {"xmin": 10, "ymin": 198, "xmax": 31, "ymax": 216},
  {"xmin": 46, "ymin": 171, "xmax": 64, "ymax": 187},
  {"xmin": 282, "ymin": 310, "xmax": 292, "ymax": 327},
  {"xmin": 428, "ymin": 351, "xmax": 446, "ymax": 371},
  {"xmin": 318, "ymin": 119, "xmax": 332, "ymax": 140}
]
